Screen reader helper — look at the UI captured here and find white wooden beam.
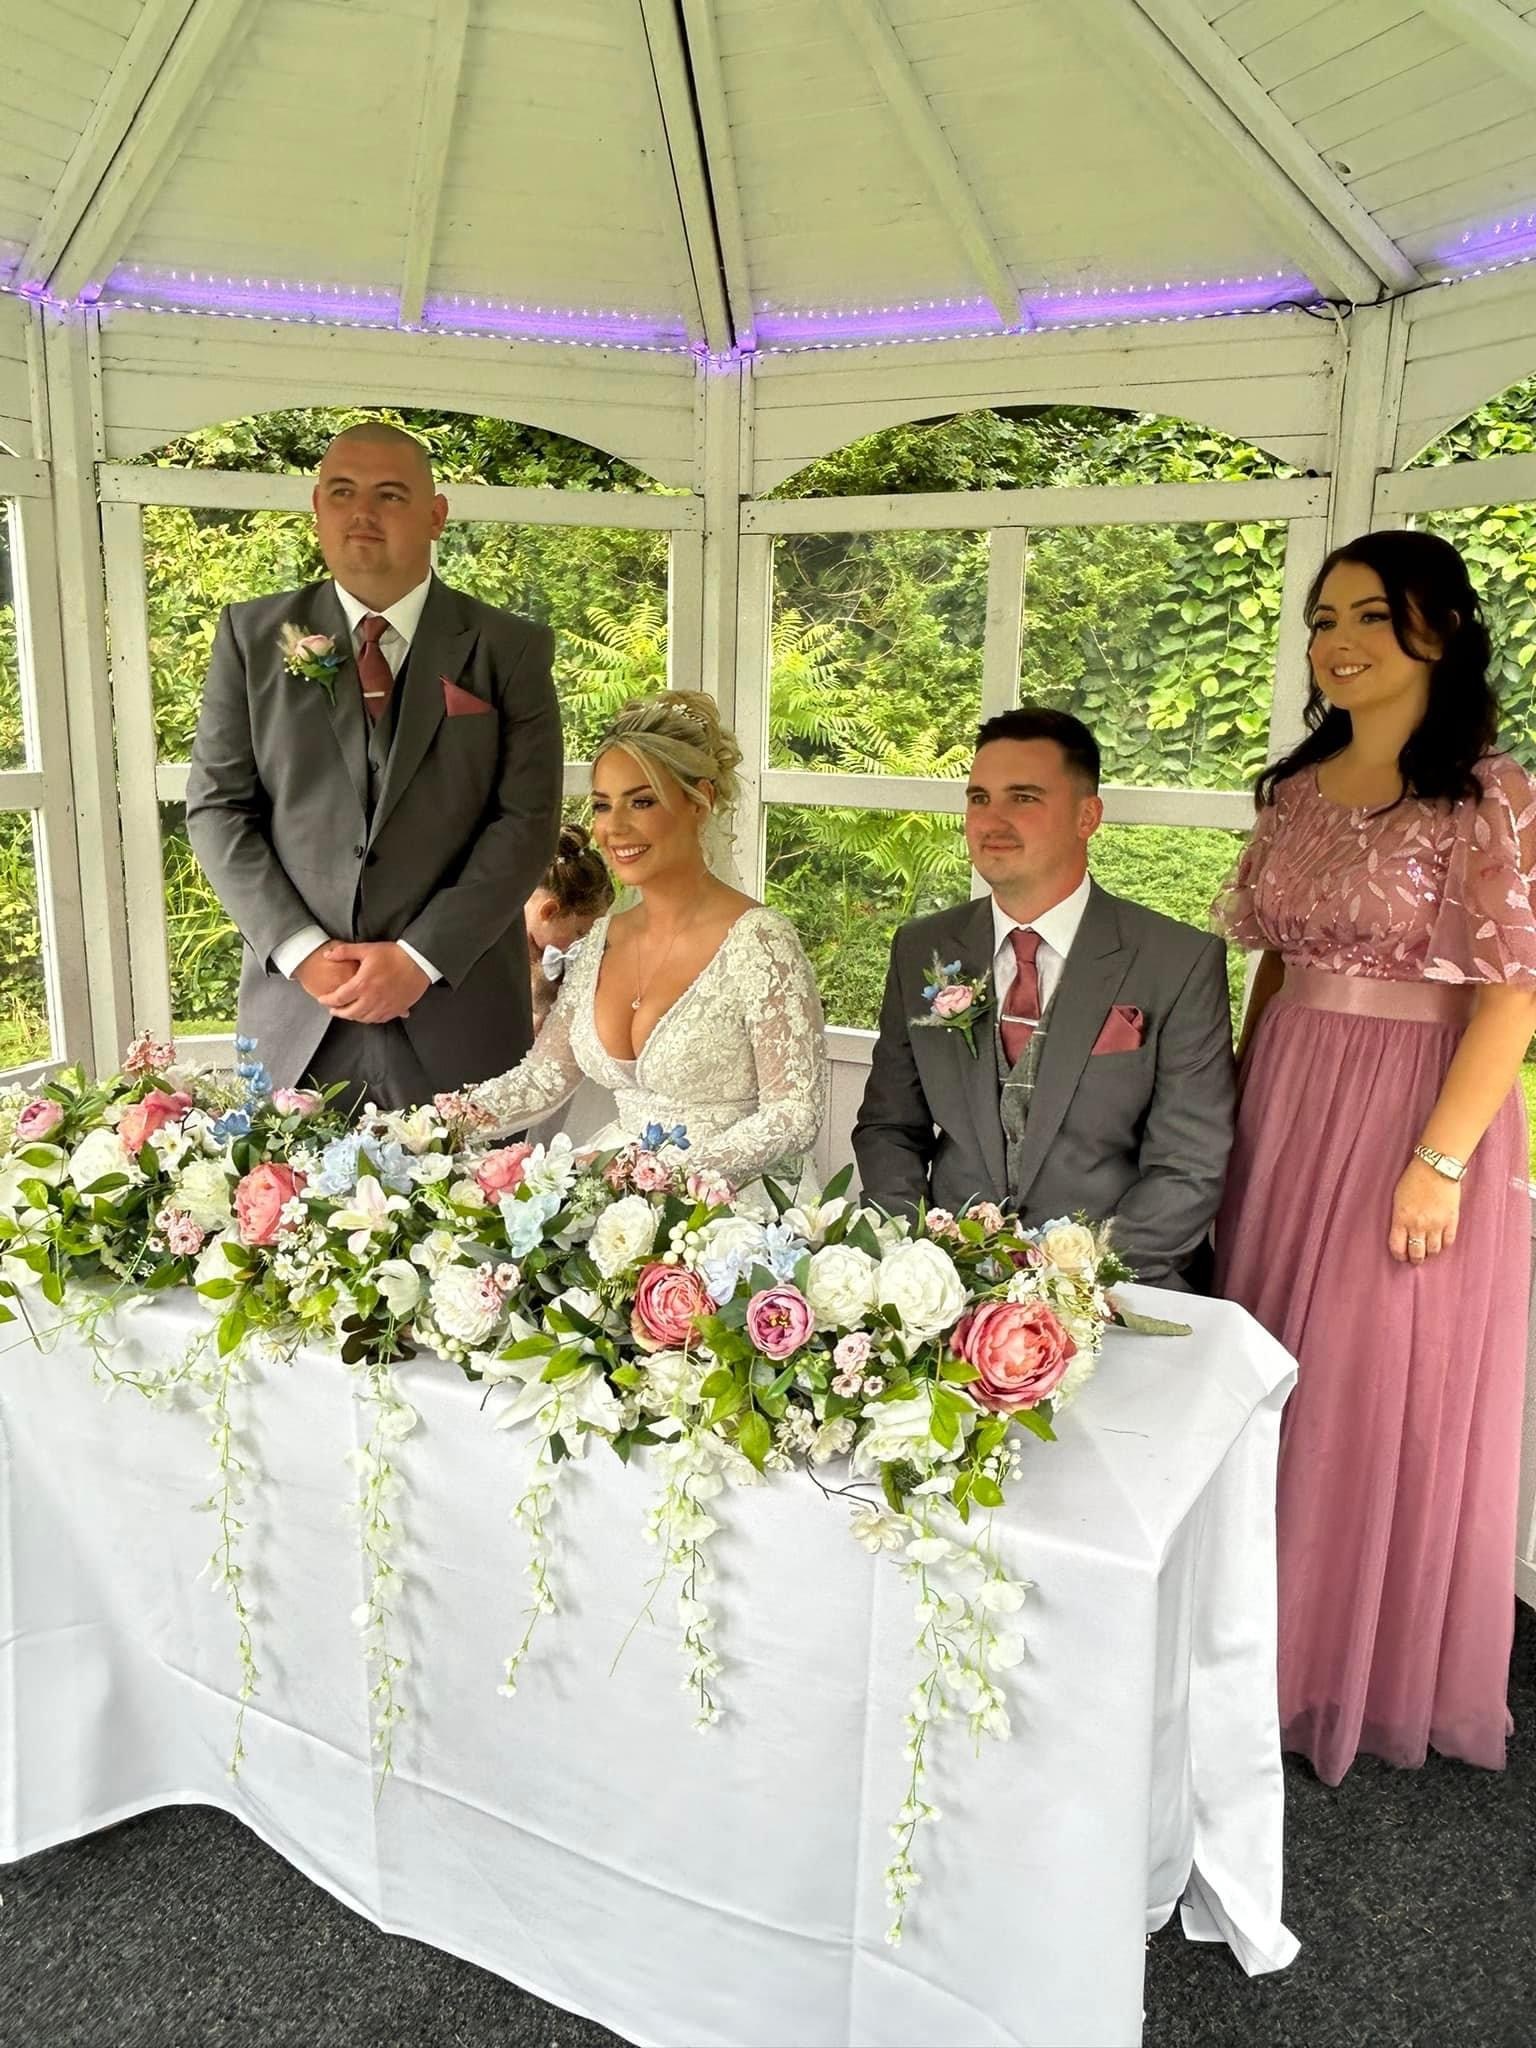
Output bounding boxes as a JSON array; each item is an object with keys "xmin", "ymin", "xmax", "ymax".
[
  {"xmin": 678, "ymin": 0, "xmax": 757, "ymax": 352},
  {"xmin": 19, "ymin": 0, "xmax": 195, "ymax": 288},
  {"xmin": 1132, "ymin": 0, "xmax": 1419, "ymax": 294},
  {"xmin": 1418, "ymin": 0, "xmax": 1536, "ymax": 95},
  {"xmin": 1062, "ymin": 0, "xmax": 1410, "ymax": 303},
  {"xmin": 1376, "ymin": 447, "xmax": 1536, "ymax": 517},
  {"xmin": 759, "ymin": 767, "xmax": 1255, "ymax": 829},
  {"xmin": 50, "ymin": 0, "xmax": 259, "ymax": 303},
  {"xmin": 744, "ymin": 475, "xmax": 1329, "ymax": 533},
  {"xmin": 637, "ymin": 0, "xmax": 736, "ymax": 355},
  {"xmin": 399, "ymin": 0, "xmax": 470, "ymax": 328},
  {"xmin": 831, "ymin": 0, "xmax": 1024, "ymax": 329}
]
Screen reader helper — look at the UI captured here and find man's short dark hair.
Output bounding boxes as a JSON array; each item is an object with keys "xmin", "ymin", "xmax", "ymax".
[{"xmin": 974, "ymin": 705, "xmax": 1101, "ymax": 791}]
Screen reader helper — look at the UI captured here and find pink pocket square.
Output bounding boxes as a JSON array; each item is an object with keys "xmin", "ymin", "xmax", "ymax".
[
  {"xmin": 1091, "ymin": 1004, "xmax": 1145, "ymax": 1054},
  {"xmin": 442, "ymin": 677, "xmax": 493, "ymax": 717}
]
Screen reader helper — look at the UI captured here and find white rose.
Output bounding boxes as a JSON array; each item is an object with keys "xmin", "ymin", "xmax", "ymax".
[
  {"xmin": 374, "ymin": 1258, "xmax": 423, "ymax": 1317},
  {"xmin": 876, "ymin": 1238, "xmax": 968, "ymax": 1347},
  {"xmin": 861, "ymin": 1206, "xmax": 910, "ymax": 1252},
  {"xmin": 410, "ymin": 1152, "xmax": 455, "ymax": 1186},
  {"xmin": 638, "ymin": 1346, "xmax": 708, "ymax": 1412},
  {"xmin": 588, "ymin": 1193, "xmax": 659, "ymax": 1279},
  {"xmin": 850, "ymin": 1386, "xmax": 962, "ymax": 1475},
  {"xmin": 194, "ymin": 1232, "xmax": 244, "ymax": 1290},
  {"xmin": 172, "ymin": 1156, "xmax": 235, "ymax": 1230},
  {"xmin": 804, "ymin": 1243, "xmax": 878, "ymax": 1331},
  {"xmin": 697, "ymin": 1214, "xmax": 768, "ymax": 1262},
  {"xmin": 429, "ymin": 1265, "xmax": 503, "ymax": 1347},
  {"xmin": 66, "ymin": 1126, "xmax": 140, "ymax": 1195},
  {"xmin": 447, "ymin": 1176, "xmax": 488, "ymax": 1209},
  {"xmin": 0, "ymin": 1151, "xmax": 64, "ymax": 1222},
  {"xmin": 3, "ymin": 1142, "xmax": 65, "ymax": 1187},
  {"xmin": 1038, "ymin": 1220, "xmax": 1099, "ymax": 1274}
]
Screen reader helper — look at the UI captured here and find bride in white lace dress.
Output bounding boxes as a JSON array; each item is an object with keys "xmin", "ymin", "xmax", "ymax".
[{"xmin": 472, "ymin": 691, "xmax": 826, "ymax": 1185}]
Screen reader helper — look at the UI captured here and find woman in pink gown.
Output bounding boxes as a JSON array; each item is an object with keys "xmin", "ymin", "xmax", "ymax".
[{"xmin": 1214, "ymin": 529, "xmax": 1536, "ymax": 1785}]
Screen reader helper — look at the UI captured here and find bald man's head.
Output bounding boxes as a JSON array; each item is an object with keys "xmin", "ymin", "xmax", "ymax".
[{"xmin": 312, "ymin": 422, "xmax": 447, "ymax": 606}]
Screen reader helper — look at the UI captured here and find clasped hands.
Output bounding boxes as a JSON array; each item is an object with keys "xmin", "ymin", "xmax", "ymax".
[{"xmin": 294, "ymin": 941, "xmax": 428, "ymax": 1025}]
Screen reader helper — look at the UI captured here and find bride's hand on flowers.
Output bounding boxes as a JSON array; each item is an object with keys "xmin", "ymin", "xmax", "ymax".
[{"xmin": 1389, "ymin": 1155, "xmax": 1460, "ymax": 1264}]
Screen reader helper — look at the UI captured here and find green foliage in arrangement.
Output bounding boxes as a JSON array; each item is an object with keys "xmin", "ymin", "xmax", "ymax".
[{"xmin": 3, "ymin": 387, "xmax": 1536, "ymax": 1115}]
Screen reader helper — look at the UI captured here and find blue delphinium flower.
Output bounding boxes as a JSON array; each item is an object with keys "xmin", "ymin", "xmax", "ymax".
[
  {"xmin": 758, "ymin": 1220, "xmax": 811, "ymax": 1281},
  {"xmin": 210, "ymin": 1108, "xmax": 252, "ymax": 1142},
  {"xmin": 310, "ymin": 1132, "xmax": 414, "ymax": 1198},
  {"xmin": 641, "ymin": 1121, "xmax": 690, "ymax": 1152},
  {"xmin": 500, "ymin": 1189, "xmax": 561, "ymax": 1257}
]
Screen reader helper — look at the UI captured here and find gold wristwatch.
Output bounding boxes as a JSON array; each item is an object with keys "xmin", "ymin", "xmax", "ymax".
[{"xmin": 1413, "ymin": 1144, "xmax": 1467, "ymax": 1182}]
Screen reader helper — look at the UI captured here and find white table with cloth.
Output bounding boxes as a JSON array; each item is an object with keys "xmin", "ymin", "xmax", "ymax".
[{"xmin": 0, "ymin": 1282, "xmax": 1298, "ymax": 2047}]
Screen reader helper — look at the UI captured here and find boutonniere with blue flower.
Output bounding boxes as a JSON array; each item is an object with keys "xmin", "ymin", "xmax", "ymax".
[
  {"xmin": 278, "ymin": 623, "xmax": 346, "ymax": 703},
  {"xmin": 911, "ymin": 955, "xmax": 993, "ymax": 1057}
]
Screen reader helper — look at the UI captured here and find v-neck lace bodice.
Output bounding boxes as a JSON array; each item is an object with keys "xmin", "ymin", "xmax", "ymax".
[{"xmin": 471, "ymin": 904, "xmax": 827, "ymax": 1181}]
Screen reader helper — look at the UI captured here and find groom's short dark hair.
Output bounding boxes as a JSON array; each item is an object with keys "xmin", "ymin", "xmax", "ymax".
[{"xmin": 975, "ymin": 705, "xmax": 1101, "ymax": 791}]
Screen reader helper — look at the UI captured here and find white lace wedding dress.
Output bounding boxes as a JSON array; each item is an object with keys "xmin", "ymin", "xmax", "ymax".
[{"xmin": 471, "ymin": 905, "xmax": 827, "ymax": 1183}]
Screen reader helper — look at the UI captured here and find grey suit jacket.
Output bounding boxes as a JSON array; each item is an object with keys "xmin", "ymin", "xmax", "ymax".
[
  {"xmin": 185, "ymin": 575, "xmax": 562, "ymax": 1096},
  {"xmin": 852, "ymin": 883, "xmax": 1236, "ymax": 1286}
]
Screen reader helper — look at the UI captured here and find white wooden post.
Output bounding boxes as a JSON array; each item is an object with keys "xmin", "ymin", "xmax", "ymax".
[{"xmin": 1328, "ymin": 299, "xmax": 1406, "ymax": 547}]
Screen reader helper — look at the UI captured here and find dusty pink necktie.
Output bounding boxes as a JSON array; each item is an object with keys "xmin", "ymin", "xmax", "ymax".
[
  {"xmin": 357, "ymin": 614, "xmax": 393, "ymax": 723},
  {"xmin": 999, "ymin": 927, "xmax": 1042, "ymax": 1069}
]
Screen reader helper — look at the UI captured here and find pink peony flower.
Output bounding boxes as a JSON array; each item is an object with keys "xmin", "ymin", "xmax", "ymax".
[
  {"xmin": 123, "ymin": 1032, "xmax": 175, "ymax": 1078},
  {"xmin": 686, "ymin": 1168, "xmax": 737, "ymax": 1208},
  {"xmin": 157, "ymin": 1208, "xmax": 207, "ymax": 1257},
  {"xmin": 474, "ymin": 1143, "xmax": 534, "ymax": 1199},
  {"xmin": 832, "ymin": 1329, "xmax": 873, "ymax": 1374},
  {"xmin": 16, "ymin": 1098, "xmax": 63, "ymax": 1142},
  {"xmin": 932, "ymin": 983, "xmax": 973, "ymax": 1018},
  {"xmin": 119, "ymin": 1089, "xmax": 194, "ymax": 1154},
  {"xmin": 745, "ymin": 1284, "xmax": 814, "ymax": 1360},
  {"xmin": 272, "ymin": 1087, "xmax": 323, "ymax": 1118},
  {"xmin": 631, "ymin": 1263, "xmax": 714, "ymax": 1352},
  {"xmin": 952, "ymin": 1299, "xmax": 1076, "ymax": 1413},
  {"xmin": 964, "ymin": 1200, "xmax": 1007, "ymax": 1237},
  {"xmin": 234, "ymin": 1162, "xmax": 304, "ymax": 1247},
  {"xmin": 630, "ymin": 1151, "xmax": 672, "ymax": 1193}
]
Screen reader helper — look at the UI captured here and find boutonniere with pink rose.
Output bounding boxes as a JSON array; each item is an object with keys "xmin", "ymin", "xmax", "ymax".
[
  {"xmin": 278, "ymin": 623, "xmax": 346, "ymax": 702},
  {"xmin": 911, "ymin": 954, "xmax": 993, "ymax": 1057}
]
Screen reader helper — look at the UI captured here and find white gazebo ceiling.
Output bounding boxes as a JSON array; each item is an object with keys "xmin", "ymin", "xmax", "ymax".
[{"xmin": 1, "ymin": 0, "xmax": 1535, "ymax": 355}]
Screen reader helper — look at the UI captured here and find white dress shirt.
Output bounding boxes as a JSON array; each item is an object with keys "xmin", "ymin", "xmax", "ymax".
[
  {"xmin": 990, "ymin": 871, "xmax": 1092, "ymax": 1024},
  {"xmin": 273, "ymin": 574, "xmax": 441, "ymax": 986}
]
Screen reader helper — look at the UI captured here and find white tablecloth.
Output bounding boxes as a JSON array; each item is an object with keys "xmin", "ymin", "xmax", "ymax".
[{"xmin": 0, "ymin": 1284, "xmax": 1298, "ymax": 2046}]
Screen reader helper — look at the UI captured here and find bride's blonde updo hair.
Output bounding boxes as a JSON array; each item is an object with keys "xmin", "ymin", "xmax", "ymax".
[{"xmin": 590, "ymin": 690, "xmax": 742, "ymax": 818}]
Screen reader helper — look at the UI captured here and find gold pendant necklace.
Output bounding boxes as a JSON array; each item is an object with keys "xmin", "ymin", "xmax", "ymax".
[{"xmin": 631, "ymin": 910, "xmax": 693, "ymax": 1012}]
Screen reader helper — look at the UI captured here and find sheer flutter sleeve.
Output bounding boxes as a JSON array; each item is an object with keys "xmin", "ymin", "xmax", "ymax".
[
  {"xmin": 1424, "ymin": 753, "xmax": 1536, "ymax": 985},
  {"xmin": 469, "ymin": 937, "xmax": 596, "ymax": 1134},
  {"xmin": 687, "ymin": 911, "xmax": 828, "ymax": 1183},
  {"xmin": 1210, "ymin": 795, "xmax": 1279, "ymax": 951}
]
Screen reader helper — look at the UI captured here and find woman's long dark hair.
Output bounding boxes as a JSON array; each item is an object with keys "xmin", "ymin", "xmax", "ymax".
[{"xmin": 1255, "ymin": 528, "xmax": 1498, "ymax": 808}]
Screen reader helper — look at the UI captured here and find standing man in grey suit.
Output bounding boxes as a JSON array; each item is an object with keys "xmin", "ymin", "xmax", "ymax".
[
  {"xmin": 186, "ymin": 421, "xmax": 562, "ymax": 1109},
  {"xmin": 853, "ymin": 708, "xmax": 1235, "ymax": 1287}
]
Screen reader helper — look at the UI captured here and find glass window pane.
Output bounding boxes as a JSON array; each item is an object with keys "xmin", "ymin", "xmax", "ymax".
[
  {"xmin": 160, "ymin": 801, "xmax": 243, "ymax": 1036},
  {"xmin": 769, "ymin": 532, "xmax": 988, "ymax": 775},
  {"xmin": 0, "ymin": 505, "xmax": 25, "ymax": 772},
  {"xmin": 1406, "ymin": 506, "xmax": 1536, "ymax": 774},
  {"xmin": 0, "ymin": 812, "xmax": 51, "ymax": 1066},
  {"xmin": 1021, "ymin": 522, "xmax": 1283, "ymax": 791},
  {"xmin": 145, "ymin": 509, "xmax": 323, "ymax": 762},
  {"xmin": 434, "ymin": 523, "xmax": 670, "ymax": 760}
]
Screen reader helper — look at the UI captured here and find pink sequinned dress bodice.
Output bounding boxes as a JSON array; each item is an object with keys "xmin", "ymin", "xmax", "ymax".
[{"xmin": 1214, "ymin": 753, "xmax": 1536, "ymax": 985}]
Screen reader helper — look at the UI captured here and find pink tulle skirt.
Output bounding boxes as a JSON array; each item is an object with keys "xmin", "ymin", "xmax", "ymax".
[{"xmin": 1216, "ymin": 981, "xmax": 1529, "ymax": 1785}]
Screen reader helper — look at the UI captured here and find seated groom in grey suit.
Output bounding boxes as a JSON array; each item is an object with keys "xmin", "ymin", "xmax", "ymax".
[
  {"xmin": 853, "ymin": 707, "xmax": 1235, "ymax": 1288},
  {"xmin": 186, "ymin": 422, "xmax": 562, "ymax": 1110}
]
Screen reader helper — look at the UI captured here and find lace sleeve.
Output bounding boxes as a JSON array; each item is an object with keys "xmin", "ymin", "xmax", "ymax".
[
  {"xmin": 1210, "ymin": 796, "xmax": 1277, "ymax": 950},
  {"xmin": 688, "ymin": 912, "xmax": 828, "ymax": 1184},
  {"xmin": 468, "ymin": 950, "xmax": 590, "ymax": 1135},
  {"xmin": 1424, "ymin": 754, "xmax": 1536, "ymax": 984}
]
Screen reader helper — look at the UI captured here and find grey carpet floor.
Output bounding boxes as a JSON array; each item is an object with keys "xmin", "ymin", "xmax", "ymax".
[{"xmin": 4, "ymin": 1604, "xmax": 1532, "ymax": 2048}]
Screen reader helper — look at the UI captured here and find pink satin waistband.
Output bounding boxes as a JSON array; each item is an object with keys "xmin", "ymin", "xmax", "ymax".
[{"xmin": 1280, "ymin": 965, "xmax": 1476, "ymax": 1026}]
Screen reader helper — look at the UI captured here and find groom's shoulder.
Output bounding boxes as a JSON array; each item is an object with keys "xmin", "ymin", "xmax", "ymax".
[
  {"xmin": 435, "ymin": 578, "xmax": 551, "ymax": 652},
  {"xmin": 889, "ymin": 900, "xmax": 974, "ymax": 965},
  {"xmin": 222, "ymin": 581, "xmax": 329, "ymax": 632},
  {"xmin": 1092, "ymin": 882, "xmax": 1222, "ymax": 970}
]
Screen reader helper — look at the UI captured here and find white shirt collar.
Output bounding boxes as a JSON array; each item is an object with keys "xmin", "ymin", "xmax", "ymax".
[
  {"xmin": 333, "ymin": 572, "xmax": 433, "ymax": 649},
  {"xmin": 991, "ymin": 870, "xmax": 1093, "ymax": 963}
]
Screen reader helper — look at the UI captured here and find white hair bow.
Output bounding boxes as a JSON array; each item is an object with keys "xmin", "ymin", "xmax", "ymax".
[{"xmin": 541, "ymin": 937, "xmax": 585, "ymax": 983}]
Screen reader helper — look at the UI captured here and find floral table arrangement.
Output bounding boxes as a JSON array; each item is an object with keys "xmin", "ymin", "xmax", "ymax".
[{"xmin": 0, "ymin": 1037, "xmax": 1172, "ymax": 1940}]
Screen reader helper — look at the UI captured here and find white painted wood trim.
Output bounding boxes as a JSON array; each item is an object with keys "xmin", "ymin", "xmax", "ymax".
[
  {"xmin": 700, "ymin": 367, "xmax": 746, "ymax": 732},
  {"xmin": 96, "ymin": 463, "xmax": 705, "ymax": 528},
  {"xmin": 399, "ymin": 0, "xmax": 471, "ymax": 329},
  {"xmin": 1062, "ymin": 0, "xmax": 1391, "ymax": 303},
  {"xmin": 155, "ymin": 761, "xmax": 190, "ymax": 803},
  {"xmin": 1270, "ymin": 515, "xmax": 1328, "ymax": 756},
  {"xmin": 1418, "ymin": 0, "xmax": 1536, "ymax": 94},
  {"xmin": 102, "ymin": 502, "xmax": 173, "ymax": 1041},
  {"xmin": 20, "ymin": 0, "xmax": 195, "ymax": 287},
  {"xmin": 743, "ymin": 477, "xmax": 1329, "ymax": 533},
  {"xmin": 1376, "ymin": 449, "xmax": 1536, "ymax": 516},
  {"xmin": 1131, "ymin": 0, "xmax": 1418, "ymax": 295},
  {"xmin": 0, "ymin": 458, "xmax": 50, "ymax": 499},
  {"xmin": 760, "ymin": 768, "xmax": 1253, "ymax": 828},
  {"xmin": 0, "ymin": 772, "xmax": 45, "ymax": 807},
  {"xmin": 637, "ymin": 0, "xmax": 734, "ymax": 354},
  {"xmin": 1327, "ymin": 301, "xmax": 1400, "ymax": 544},
  {"xmin": 678, "ymin": 0, "xmax": 758, "ymax": 351},
  {"xmin": 668, "ymin": 528, "xmax": 707, "ymax": 696},
  {"xmin": 830, "ymin": 0, "xmax": 1022, "ymax": 328},
  {"xmin": 980, "ymin": 528, "xmax": 1027, "ymax": 722},
  {"xmin": 733, "ymin": 530, "xmax": 772, "ymax": 893},
  {"xmin": 50, "ymin": 0, "xmax": 262, "ymax": 302}
]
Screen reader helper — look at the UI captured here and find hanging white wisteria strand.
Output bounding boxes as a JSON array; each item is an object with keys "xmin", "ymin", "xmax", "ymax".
[{"xmin": 0, "ymin": 1045, "xmax": 1188, "ymax": 1934}]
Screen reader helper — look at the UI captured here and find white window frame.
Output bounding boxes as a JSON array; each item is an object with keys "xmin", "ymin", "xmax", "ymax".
[{"xmin": 97, "ymin": 462, "xmax": 705, "ymax": 1037}]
